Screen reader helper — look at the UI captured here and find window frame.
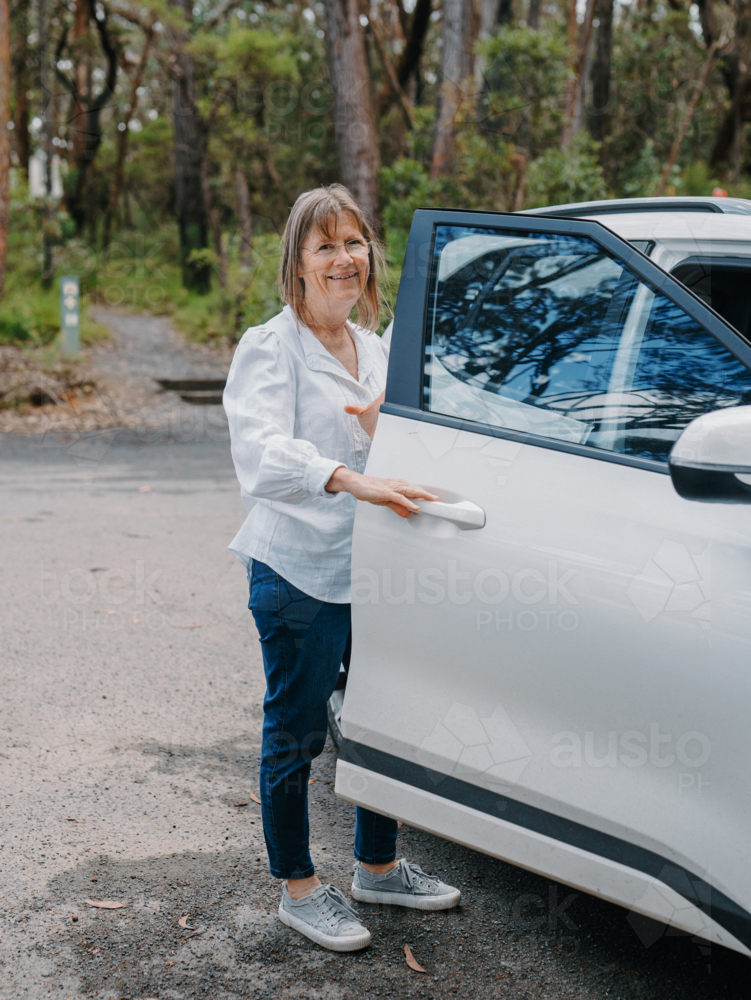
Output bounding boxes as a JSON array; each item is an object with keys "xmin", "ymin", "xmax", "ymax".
[{"xmin": 384, "ymin": 209, "xmax": 751, "ymax": 474}]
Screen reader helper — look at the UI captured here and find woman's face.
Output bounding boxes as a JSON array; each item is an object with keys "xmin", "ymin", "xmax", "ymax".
[{"xmin": 298, "ymin": 215, "xmax": 370, "ymax": 324}]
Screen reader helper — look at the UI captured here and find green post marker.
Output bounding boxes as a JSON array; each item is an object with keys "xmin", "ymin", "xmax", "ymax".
[{"xmin": 60, "ymin": 276, "xmax": 80, "ymax": 357}]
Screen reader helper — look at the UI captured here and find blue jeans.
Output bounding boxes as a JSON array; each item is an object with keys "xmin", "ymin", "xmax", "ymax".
[{"xmin": 248, "ymin": 559, "xmax": 399, "ymax": 880}]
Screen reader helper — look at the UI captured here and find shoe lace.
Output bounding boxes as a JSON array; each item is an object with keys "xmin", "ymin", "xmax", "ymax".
[
  {"xmin": 397, "ymin": 859, "xmax": 440, "ymax": 891},
  {"xmin": 314, "ymin": 885, "xmax": 360, "ymax": 930}
]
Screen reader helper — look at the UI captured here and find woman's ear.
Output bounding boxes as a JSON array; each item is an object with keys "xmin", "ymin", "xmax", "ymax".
[{"xmin": 298, "ymin": 276, "xmax": 305, "ymax": 298}]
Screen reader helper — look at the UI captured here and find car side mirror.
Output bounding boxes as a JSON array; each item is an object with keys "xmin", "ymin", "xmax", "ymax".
[{"xmin": 669, "ymin": 405, "xmax": 751, "ymax": 503}]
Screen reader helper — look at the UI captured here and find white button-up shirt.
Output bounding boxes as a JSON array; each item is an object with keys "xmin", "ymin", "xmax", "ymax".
[{"xmin": 223, "ymin": 305, "xmax": 389, "ymax": 603}]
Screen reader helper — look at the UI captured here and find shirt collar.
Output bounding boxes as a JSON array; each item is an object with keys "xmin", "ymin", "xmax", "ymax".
[{"xmin": 283, "ymin": 304, "xmax": 375, "ymax": 386}]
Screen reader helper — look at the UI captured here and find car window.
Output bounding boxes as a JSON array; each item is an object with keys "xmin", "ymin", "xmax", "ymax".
[
  {"xmin": 424, "ymin": 225, "xmax": 751, "ymax": 463},
  {"xmin": 671, "ymin": 260, "xmax": 751, "ymax": 342}
]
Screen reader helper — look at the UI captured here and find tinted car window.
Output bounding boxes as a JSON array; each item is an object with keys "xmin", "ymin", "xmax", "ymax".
[
  {"xmin": 424, "ymin": 225, "xmax": 751, "ymax": 463},
  {"xmin": 671, "ymin": 261, "xmax": 751, "ymax": 342}
]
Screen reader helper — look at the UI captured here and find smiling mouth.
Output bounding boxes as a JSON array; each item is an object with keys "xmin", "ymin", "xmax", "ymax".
[{"xmin": 328, "ymin": 272, "xmax": 358, "ymax": 280}]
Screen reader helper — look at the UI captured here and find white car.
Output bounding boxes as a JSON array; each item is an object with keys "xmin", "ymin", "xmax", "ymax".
[{"xmin": 332, "ymin": 201, "xmax": 751, "ymax": 957}]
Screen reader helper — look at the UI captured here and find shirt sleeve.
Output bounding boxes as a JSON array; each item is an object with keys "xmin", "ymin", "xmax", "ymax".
[{"xmin": 223, "ymin": 326, "xmax": 345, "ymax": 504}]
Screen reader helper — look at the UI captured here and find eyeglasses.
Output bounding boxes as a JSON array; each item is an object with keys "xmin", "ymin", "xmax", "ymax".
[{"xmin": 302, "ymin": 239, "xmax": 371, "ymax": 261}]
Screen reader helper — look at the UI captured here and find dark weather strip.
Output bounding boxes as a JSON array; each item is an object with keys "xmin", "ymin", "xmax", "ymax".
[{"xmin": 339, "ymin": 739, "xmax": 751, "ymax": 951}]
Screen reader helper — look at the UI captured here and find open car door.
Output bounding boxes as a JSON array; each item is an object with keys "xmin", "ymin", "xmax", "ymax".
[{"xmin": 336, "ymin": 209, "xmax": 751, "ymax": 956}]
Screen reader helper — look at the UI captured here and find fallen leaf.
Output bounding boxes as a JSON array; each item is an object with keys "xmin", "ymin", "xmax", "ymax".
[
  {"xmin": 95, "ymin": 609, "xmax": 117, "ymax": 615},
  {"xmin": 133, "ymin": 618, "xmax": 143, "ymax": 624},
  {"xmin": 90, "ymin": 947, "xmax": 100, "ymax": 955},
  {"xmin": 66, "ymin": 818, "xmax": 85, "ymax": 823},
  {"xmin": 186, "ymin": 931, "xmax": 202, "ymax": 939},
  {"xmin": 233, "ymin": 802, "xmax": 248, "ymax": 808},
  {"xmin": 138, "ymin": 486, "xmax": 151, "ymax": 492},
  {"xmin": 249, "ymin": 792, "xmax": 261, "ymax": 804},
  {"xmin": 404, "ymin": 944, "xmax": 427, "ymax": 973},
  {"xmin": 166, "ymin": 960, "xmax": 176, "ymax": 967},
  {"xmin": 308, "ymin": 778, "xmax": 317, "ymax": 785},
  {"xmin": 85, "ymin": 900, "xmax": 125, "ymax": 909},
  {"xmin": 90, "ymin": 877, "xmax": 98, "ymax": 883},
  {"xmin": 175, "ymin": 624, "xmax": 203, "ymax": 629},
  {"xmin": 178, "ymin": 915, "xmax": 196, "ymax": 930}
]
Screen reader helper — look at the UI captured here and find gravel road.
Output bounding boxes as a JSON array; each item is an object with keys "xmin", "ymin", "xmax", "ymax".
[{"xmin": 1, "ymin": 314, "xmax": 750, "ymax": 1000}]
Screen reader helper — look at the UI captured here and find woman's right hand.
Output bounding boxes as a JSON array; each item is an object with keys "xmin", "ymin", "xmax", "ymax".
[{"xmin": 325, "ymin": 467, "xmax": 438, "ymax": 518}]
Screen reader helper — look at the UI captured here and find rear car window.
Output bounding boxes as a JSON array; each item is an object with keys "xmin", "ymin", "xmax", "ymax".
[
  {"xmin": 671, "ymin": 260, "xmax": 751, "ymax": 342},
  {"xmin": 424, "ymin": 225, "xmax": 751, "ymax": 463}
]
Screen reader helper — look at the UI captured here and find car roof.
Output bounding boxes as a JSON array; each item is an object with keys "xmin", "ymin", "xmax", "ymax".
[
  {"xmin": 521, "ymin": 196, "xmax": 751, "ymax": 217},
  {"xmin": 574, "ymin": 211, "xmax": 751, "ymax": 244}
]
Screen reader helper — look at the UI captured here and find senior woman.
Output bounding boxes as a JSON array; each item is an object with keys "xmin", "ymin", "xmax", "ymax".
[{"xmin": 223, "ymin": 184, "xmax": 460, "ymax": 951}]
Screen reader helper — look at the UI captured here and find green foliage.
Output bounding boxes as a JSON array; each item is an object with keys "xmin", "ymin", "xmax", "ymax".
[
  {"xmin": 480, "ymin": 24, "xmax": 569, "ymax": 159},
  {"xmin": 4, "ymin": 0, "xmax": 751, "ymax": 349},
  {"xmin": 1, "ymin": 200, "xmax": 110, "ymax": 348},
  {"xmin": 380, "ymin": 159, "xmax": 438, "ymax": 266},
  {"xmin": 526, "ymin": 133, "xmax": 609, "ymax": 207}
]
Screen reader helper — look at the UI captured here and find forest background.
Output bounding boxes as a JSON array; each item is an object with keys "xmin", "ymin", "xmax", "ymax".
[{"xmin": 0, "ymin": 0, "xmax": 750, "ymax": 345}]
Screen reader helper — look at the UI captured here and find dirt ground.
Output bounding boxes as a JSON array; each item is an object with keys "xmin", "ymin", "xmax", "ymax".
[{"xmin": 1, "ymin": 312, "xmax": 750, "ymax": 1000}]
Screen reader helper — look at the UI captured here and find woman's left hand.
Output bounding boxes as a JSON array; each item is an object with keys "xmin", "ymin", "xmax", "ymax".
[{"xmin": 345, "ymin": 390, "xmax": 385, "ymax": 440}]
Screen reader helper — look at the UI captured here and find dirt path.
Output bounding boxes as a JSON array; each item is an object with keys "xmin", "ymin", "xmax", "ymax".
[{"xmin": 0, "ymin": 309, "xmax": 234, "ymax": 437}]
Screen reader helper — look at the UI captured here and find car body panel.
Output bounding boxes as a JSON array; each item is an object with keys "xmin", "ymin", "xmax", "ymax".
[{"xmin": 338, "ymin": 208, "xmax": 751, "ymax": 956}]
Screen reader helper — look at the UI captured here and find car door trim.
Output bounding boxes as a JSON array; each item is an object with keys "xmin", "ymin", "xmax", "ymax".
[
  {"xmin": 339, "ymin": 738, "xmax": 751, "ymax": 950},
  {"xmin": 379, "ymin": 402, "xmax": 670, "ymax": 476},
  {"xmin": 386, "ymin": 210, "xmax": 751, "ymax": 462}
]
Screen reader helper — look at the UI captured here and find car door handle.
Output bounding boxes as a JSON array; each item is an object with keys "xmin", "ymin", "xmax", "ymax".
[{"xmin": 413, "ymin": 499, "xmax": 486, "ymax": 529}]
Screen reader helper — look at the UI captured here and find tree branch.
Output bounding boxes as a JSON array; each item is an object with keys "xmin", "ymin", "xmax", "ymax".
[
  {"xmin": 654, "ymin": 38, "xmax": 721, "ymax": 195},
  {"xmin": 370, "ymin": 14, "xmax": 414, "ymax": 127}
]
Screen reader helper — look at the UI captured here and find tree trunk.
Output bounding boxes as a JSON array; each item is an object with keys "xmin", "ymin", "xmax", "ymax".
[
  {"xmin": 377, "ymin": 0, "xmax": 432, "ymax": 118},
  {"xmin": 710, "ymin": 74, "xmax": 751, "ymax": 166},
  {"xmin": 168, "ymin": 0, "xmax": 211, "ymax": 293},
  {"xmin": 58, "ymin": 0, "xmax": 118, "ymax": 236},
  {"xmin": 38, "ymin": 0, "xmax": 53, "ymax": 286},
  {"xmin": 571, "ymin": 14, "xmax": 595, "ymax": 138},
  {"xmin": 370, "ymin": 14, "xmax": 414, "ymax": 128},
  {"xmin": 322, "ymin": 0, "xmax": 380, "ymax": 223},
  {"xmin": 497, "ymin": 0, "xmax": 513, "ymax": 25},
  {"xmin": 201, "ymin": 158, "xmax": 227, "ymax": 289},
  {"xmin": 588, "ymin": 0, "xmax": 613, "ymax": 143},
  {"xmin": 710, "ymin": 0, "xmax": 751, "ymax": 168},
  {"xmin": 11, "ymin": 0, "xmax": 30, "ymax": 178},
  {"xmin": 528, "ymin": 0, "xmax": 540, "ymax": 29},
  {"xmin": 69, "ymin": 0, "xmax": 90, "ymax": 169},
  {"xmin": 234, "ymin": 167, "xmax": 252, "ymax": 270},
  {"xmin": 0, "ymin": 0, "xmax": 10, "ymax": 305},
  {"xmin": 102, "ymin": 28, "xmax": 153, "ymax": 248},
  {"xmin": 431, "ymin": 0, "xmax": 473, "ymax": 178},
  {"xmin": 397, "ymin": 0, "xmax": 431, "ymax": 90},
  {"xmin": 560, "ymin": 0, "xmax": 598, "ymax": 149}
]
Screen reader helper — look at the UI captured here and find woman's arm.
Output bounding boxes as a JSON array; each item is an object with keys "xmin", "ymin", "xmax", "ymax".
[{"xmin": 325, "ymin": 466, "xmax": 438, "ymax": 518}]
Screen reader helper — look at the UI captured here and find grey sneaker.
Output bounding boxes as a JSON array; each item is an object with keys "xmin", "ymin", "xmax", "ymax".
[
  {"xmin": 278, "ymin": 883, "xmax": 371, "ymax": 952},
  {"xmin": 351, "ymin": 858, "xmax": 461, "ymax": 911}
]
